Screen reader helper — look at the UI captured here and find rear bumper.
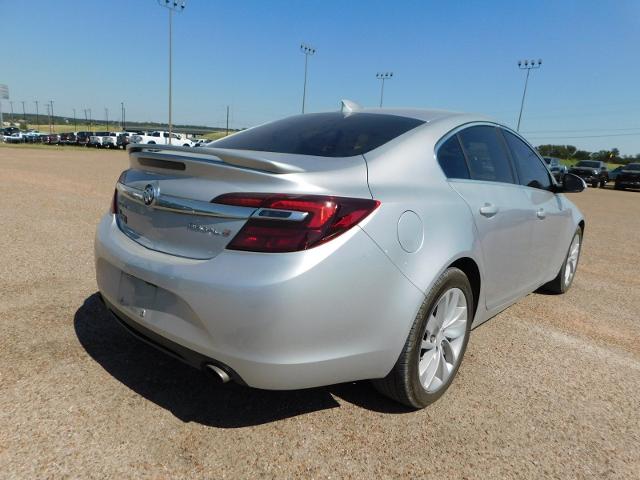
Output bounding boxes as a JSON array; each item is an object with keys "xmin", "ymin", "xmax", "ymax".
[{"xmin": 94, "ymin": 214, "xmax": 424, "ymax": 390}]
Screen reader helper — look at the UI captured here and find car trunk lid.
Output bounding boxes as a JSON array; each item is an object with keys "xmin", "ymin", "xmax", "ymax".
[{"xmin": 115, "ymin": 145, "xmax": 370, "ymax": 259}]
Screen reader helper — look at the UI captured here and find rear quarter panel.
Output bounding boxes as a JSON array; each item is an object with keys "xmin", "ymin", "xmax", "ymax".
[{"xmin": 361, "ymin": 117, "xmax": 487, "ymax": 326}]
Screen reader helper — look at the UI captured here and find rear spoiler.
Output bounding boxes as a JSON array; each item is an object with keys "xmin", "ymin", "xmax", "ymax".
[{"xmin": 127, "ymin": 144, "xmax": 304, "ymax": 174}]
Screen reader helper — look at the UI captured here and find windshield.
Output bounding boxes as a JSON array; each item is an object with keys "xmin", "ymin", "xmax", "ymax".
[
  {"xmin": 575, "ymin": 160, "xmax": 600, "ymax": 168},
  {"xmin": 211, "ymin": 112, "xmax": 425, "ymax": 157},
  {"xmin": 624, "ymin": 163, "xmax": 640, "ymax": 171}
]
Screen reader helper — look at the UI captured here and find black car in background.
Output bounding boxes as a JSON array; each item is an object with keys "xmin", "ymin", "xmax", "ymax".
[
  {"xmin": 568, "ymin": 160, "xmax": 609, "ymax": 188},
  {"xmin": 117, "ymin": 131, "xmax": 145, "ymax": 149},
  {"xmin": 614, "ymin": 163, "xmax": 640, "ymax": 190},
  {"xmin": 60, "ymin": 132, "xmax": 77, "ymax": 145},
  {"xmin": 2, "ymin": 127, "xmax": 20, "ymax": 136},
  {"xmin": 76, "ymin": 131, "xmax": 94, "ymax": 146}
]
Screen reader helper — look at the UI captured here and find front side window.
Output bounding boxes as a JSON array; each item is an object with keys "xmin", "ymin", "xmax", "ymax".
[
  {"xmin": 457, "ymin": 126, "xmax": 514, "ymax": 184},
  {"xmin": 211, "ymin": 112, "xmax": 425, "ymax": 158},
  {"xmin": 502, "ymin": 130, "xmax": 552, "ymax": 190},
  {"xmin": 437, "ymin": 135, "xmax": 470, "ymax": 179}
]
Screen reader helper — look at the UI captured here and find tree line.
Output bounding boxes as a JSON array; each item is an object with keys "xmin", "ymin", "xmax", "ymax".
[{"xmin": 536, "ymin": 144, "xmax": 640, "ymax": 164}]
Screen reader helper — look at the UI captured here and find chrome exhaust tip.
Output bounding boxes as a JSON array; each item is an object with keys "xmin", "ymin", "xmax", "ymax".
[{"xmin": 205, "ymin": 364, "xmax": 230, "ymax": 384}]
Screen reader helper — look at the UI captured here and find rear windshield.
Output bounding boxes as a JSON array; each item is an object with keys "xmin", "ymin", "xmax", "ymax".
[
  {"xmin": 624, "ymin": 163, "xmax": 640, "ymax": 171},
  {"xmin": 576, "ymin": 160, "xmax": 600, "ymax": 168},
  {"xmin": 211, "ymin": 112, "xmax": 425, "ymax": 157}
]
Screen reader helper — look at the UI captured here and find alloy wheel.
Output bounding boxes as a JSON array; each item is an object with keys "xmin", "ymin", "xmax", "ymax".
[{"xmin": 419, "ymin": 287, "xmax": 468, "ymax": 393}]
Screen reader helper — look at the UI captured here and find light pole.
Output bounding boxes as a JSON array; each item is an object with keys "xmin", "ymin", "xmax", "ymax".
[
  {"xmin": 72, "ymin": 108, "xmax": 77, "ymax": 131},
  {"xmin": 376, "ymin": 72, "xmax": 393, "ymax": 107},
  {"xmin": 49, "ymin": 100, "xmax": 55, "ymax": 132},
  {"xmin": 84, "ymin": 109, "xmax": 89, "ymax": 130},
  {"xmin": 105, "ymin": 108, "xmax": 109, "ymax": 130},
  {"xmin": 46, "ymin": 103, "xmax": 51, "ymax": 133},
  {"xmin": 34, "ymin": 100, "xmax": 39, "ymax": 131},
  {"xmin": 21, "ymin": 101, "xmax": 26, "ymax": 129},
  {"xmin": 516, "ymin": 59, "xmax": 542, "ymax": 132},
  {"xmin": 158, "ymin": 0, "xmax": 186, "ymax": 144},
  {"xmin": 9, "ymin": 101, "xmax": 14, "ymax": 124},
  {"xmin": 226, "ymin": 105, "xmax": 229, "ymax": 136},
  {"xmin": 300, "ymin": 43, "xmax": 316, "ymax": 114},
  {"xmin": 121, "ymin": 102, "xmax": 125, "ymax": 131}
]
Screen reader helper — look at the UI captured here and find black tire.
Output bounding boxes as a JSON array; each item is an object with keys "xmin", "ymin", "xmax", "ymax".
[
  {"xmin": 615, "ymin": 182, "xmax": 624, "ymax": 190},
  {"xmin": 591, "ymin": 180, "xmax": 598, "ymax": 188},
  {"xmin": 372, "ymin": 267, "xmax": 473, "ymax": 409},
  {"xmin": 599, "ymin": 180, "xmax": 606, "ymax": 188},
  {"xmin": 541, "ymin": 226, "xmax": 583, "ymax": 294},
  {"xmin": 148, "ymin": 141, "xmax": 156, "ymax": 145}
]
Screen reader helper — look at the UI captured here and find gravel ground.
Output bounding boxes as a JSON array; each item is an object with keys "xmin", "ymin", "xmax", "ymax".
[{"xmin": 1, "ymin": 146, "xmax": 639, "ymax": 479}]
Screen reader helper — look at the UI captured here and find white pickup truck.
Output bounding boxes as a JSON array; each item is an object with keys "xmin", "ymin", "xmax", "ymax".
[
  {"xmin": 129, "ymin": 130, "xmax": 194, "ymax": 147},
  {"xmin": 89, "ymin": 131, "xmax": 117, "ymax": 147}
]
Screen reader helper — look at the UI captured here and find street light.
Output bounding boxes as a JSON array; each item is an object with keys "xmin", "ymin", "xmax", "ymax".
[
  {"xmin": 46, "ymin": 103, "xmax": 51, "ymax": 133},
  {"xmin": 300, "ymin": 43, "xmax": 316, "ymax": 114},
  {"xmin": 516, "ymin": 59, "xmax": 542, "ymax": 132},
  {"xmin": 34, "ymin": 100, "xmax": 39, "ymax": 131},
  {"xmin": 376, "ymin": 72, "xmax": 393, "ymax": 107},
  {"xmin": 49, "ymin": 100, "xmax": 55, "ymax": 132},
  {"xmin": 21, "ymin": 101, "xmax": 26, "ymax": 129},
  {"xmin": 105, "ymin": 108, "xmax": 109, "ymax": 130},
  {"xmin": 72, "ymin": 108, "xmax": 77, "ymax": 131},
  {"xmin": 121, "ymin": 102, "xmax": 125, "ymax": 131},
  {"xmin": 9, "ymin": 100, "xmax": 14, "ymax": 124},
  {"xmin": 158, "ymin": 0, "xmax": 186, "ymax": 144}
]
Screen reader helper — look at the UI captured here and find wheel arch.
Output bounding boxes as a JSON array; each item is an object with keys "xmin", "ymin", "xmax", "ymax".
[{"xmin": 448, "ymin": 257, "xmax": 481, "ymax": 321}]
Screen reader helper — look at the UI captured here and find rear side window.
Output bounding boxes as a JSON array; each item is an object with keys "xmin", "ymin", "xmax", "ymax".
[
  {"xmin": 502, "ymin": 130, "xmax": 552, "ymax": 190},
  {"xmin": 211, "ymin": 112, "xmax": 425, "ymax": 157},
  {"xmin": 458, "ymin": 126, "xmax": 515, "ymax": 184},
  {"xmin": 437, "ymin": 135, "xmax": 470, "ymax": 179}
]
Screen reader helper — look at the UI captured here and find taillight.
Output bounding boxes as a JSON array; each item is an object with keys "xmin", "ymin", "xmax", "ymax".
[
  {"xmin": 110, "ymin": 170, "xmax": 127, "ymax": 214},
  {"xmin": 214, "ymin": 193, "xmax": 380, "ymax": 253},
  {"xmin": 110, "ymin": 189, "xmax": 118, "ymax": 214}
]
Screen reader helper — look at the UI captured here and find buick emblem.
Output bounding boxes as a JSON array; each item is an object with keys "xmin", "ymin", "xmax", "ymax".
[{"xmin": 142, "ymin": 184, "xmax": 156, "ymax": 206}]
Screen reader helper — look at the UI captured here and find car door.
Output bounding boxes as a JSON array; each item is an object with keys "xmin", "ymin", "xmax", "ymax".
[
  {"xmin": 439, "ymin": 125, "xmax": 535, "ymax": 310},
  {"xmin": 501, "ymin": 129, "xmax": 571, "ymax": 284}
]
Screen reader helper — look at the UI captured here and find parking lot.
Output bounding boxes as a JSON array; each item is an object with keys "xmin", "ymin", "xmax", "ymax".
[{"xmin": 1, "ymin": 145, "xmax": 639, "ymax": 478}]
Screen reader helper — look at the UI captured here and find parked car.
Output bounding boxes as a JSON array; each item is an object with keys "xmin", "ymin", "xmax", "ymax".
[
  {"xmin": 193, "ymin": 138, "xmax": 212, "ymax": 147},
  {"xmin": 24, "ymin": 131, "xmax": 43, "ymax": 143},
  {"xmin": 76, "ymin": 131, "xmax": 94, "ymax": 146},
  {"xmin": 4, "ymin": 132, "xmax": 26, "ymax": 143},
  {"xmin": 116, "ymin": 131, "xmax": 145, "ymax": 150},
  {"xmin": 2, "ymin": 126, "xmax": 20, "ymax": 136},
  {"xmin": 102, "ymin": 132, "xmax": 122, "ymax": 149},
  {"xmin": 608, "ymin": 166, "xmax": 625, "ymax": 181},
  {"xmin": 60, "ymin": 132, "xmax": 78, "ymax": 145},
  {"xmin": 46, "ymin": 133, "xmax": 61, "ymax": 145},
  {"xmin": 614, "ymin": 163, "xmax": 640, "ymax": 190},
  {"xmin": 543, "ymin": 157, "xmax": 568, "ymax": 182},
  {"xmin": 95, "ymin": 106, "xmax": 586, "ymax": 409},
  {"xmin": 130, "ymin": 130, "xmax": 194, "ymax": 147},
  {"xmin": 568, "ymin": 160, "xmax": 609, "ymax": 188},
  {"xmin": 89, "ymin": 131, "xmax": 115, "ymax": 148}
]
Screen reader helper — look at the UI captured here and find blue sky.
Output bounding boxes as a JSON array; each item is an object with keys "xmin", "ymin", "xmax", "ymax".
[{"xmin": 2, "ymin": 0, "xmax": 640, "ymax": 153}]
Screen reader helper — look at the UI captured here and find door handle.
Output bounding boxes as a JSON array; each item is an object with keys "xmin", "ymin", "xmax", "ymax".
[
  {"xmin": 536, "ymin": 208, "xmax": 546, "ymax": 219},
  {"xmin": 479, "ymin": 203, "xmax": 499, "ymax": 218}
]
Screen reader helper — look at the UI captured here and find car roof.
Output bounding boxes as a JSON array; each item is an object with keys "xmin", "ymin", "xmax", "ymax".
[{"xmin": 354, "ymin": 107, "xmax": 489, "ymax": 124}]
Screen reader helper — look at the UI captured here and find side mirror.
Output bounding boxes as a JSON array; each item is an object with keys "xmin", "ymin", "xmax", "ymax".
[{"xmin": 557, "ymin": 173, "xmax": 586, "ymax": 193}]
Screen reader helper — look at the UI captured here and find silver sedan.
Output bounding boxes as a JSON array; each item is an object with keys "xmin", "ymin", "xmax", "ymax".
[{"xmin": 94, "ymin": 104, "xmax": 585, "ymax": 408}]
